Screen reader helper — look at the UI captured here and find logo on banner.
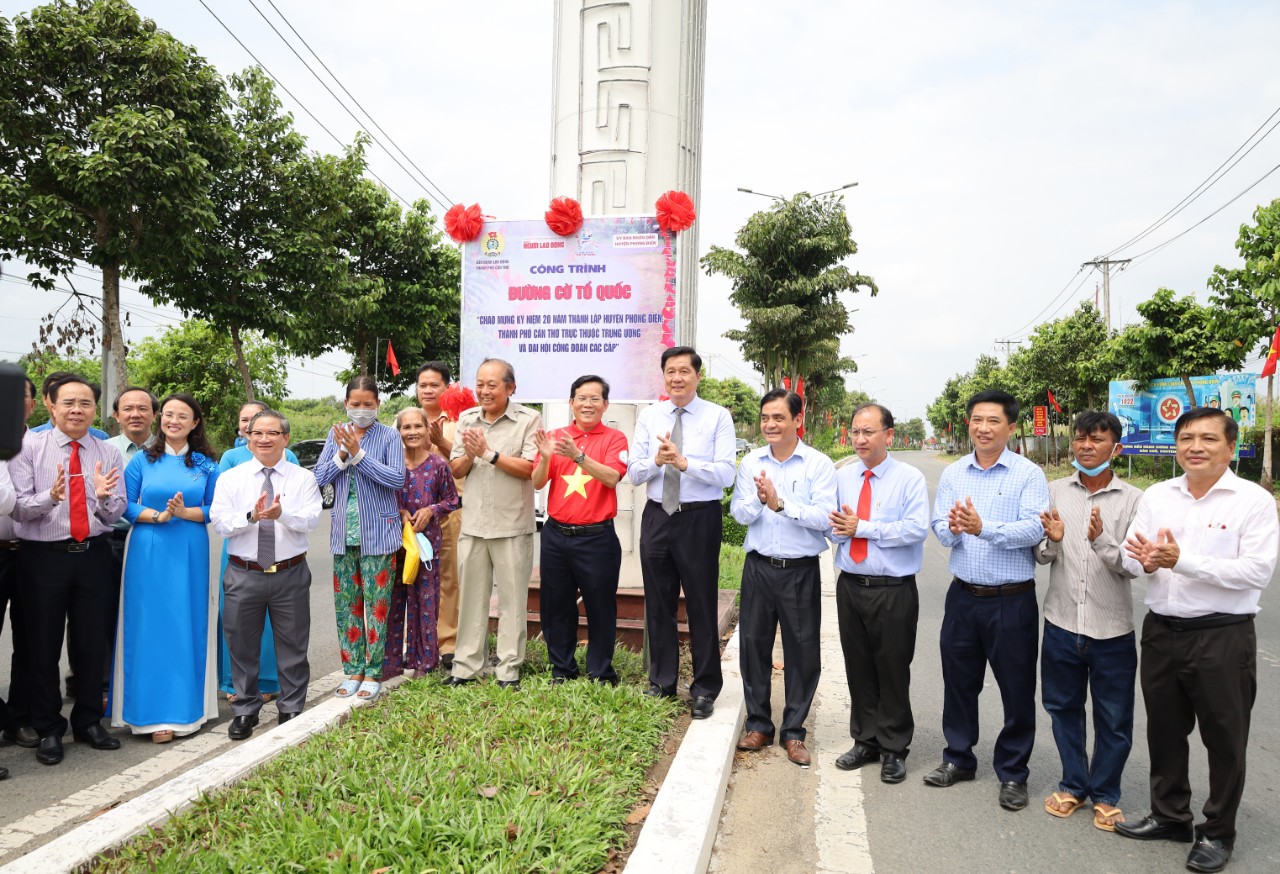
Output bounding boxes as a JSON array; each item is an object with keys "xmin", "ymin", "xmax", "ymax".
[
  {"xmin": 576, "ymin": 229, "xmax": 599, "ymax": 256},
  {"xmin": 482, "ymin": 230, "xmax": 505, "ymax": 257}
]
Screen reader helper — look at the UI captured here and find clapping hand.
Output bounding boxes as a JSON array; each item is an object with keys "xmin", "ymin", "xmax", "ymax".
[
  {"xmin": 949, "ymin": 497, "xmax": 983, "ymax": 536},
  {"xmin": 253, "ymin": 490, "xmax": 282, "ymax": 522},
  {"xmin": 50, "ymin": 463, "xmax": 67, "ymax": 503},
  {"xmin": 461, "ymin": 427, "xmax": 489, "ymax": 459},
  {"xmin": 427, "ymin": 418, "xmax": 447, "ymax": 450},
  {"xmin": 829, "ymin": 504, "xmax": 860, "ymax": 537},
  {"xmin": 166, "ymin": 492, "xmax": 187, "ymax": 516},
  {"xmin": 753, "ymin": 470, "xmax": 776, "ymax": 506},
  {"xmin": 92, "ymin": 461, "xmax": 120, "ymax": 500},
  {"xmin": 332, "ymin": 423, "xmax": 361, "ymax": 457},
  {"xmin": 1087, "ymin": 506, "xmax": 1104, "ymax": 541},
  {"xmin": 553, "ymin": 433, "xmax": 579, "ymax": 460},
  {"xmin": 533, "ymin": 429, "xmax": 554, "ymax": 459},
  {"xmin": 1125, "ymin": 528, "xmax": 1178, "ymax": 573},
  {"xmin": 1040, "ymin": 508, "xmax": 1064, "ymax": 542}
]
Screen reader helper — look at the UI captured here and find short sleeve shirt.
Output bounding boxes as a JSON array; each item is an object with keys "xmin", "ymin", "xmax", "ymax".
[
  {"xmin": 450, "ymin": 402, "xmax": 542, "ymax": 538},
  {"xmin": 541, "ymin": 422, "xmax": 629, "ymax": 525}
]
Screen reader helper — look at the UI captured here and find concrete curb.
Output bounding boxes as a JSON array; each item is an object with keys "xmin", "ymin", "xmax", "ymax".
[
  {"xmin": 0, "ymin": 678, "xmax": 398, "ymax": 874},
  {"xmin": 625, "ymin": 624, "xmax": 745, "ymax": 874}
]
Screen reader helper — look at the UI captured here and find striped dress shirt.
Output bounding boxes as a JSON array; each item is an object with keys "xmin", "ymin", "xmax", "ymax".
[
  {"xmin": 931, "ymin": 448, "xmax": 1049, "ymax": 585},
  {"xmin": 831, "ymin": 454, "xmax": 930, "ymax": 577},
  {"xmin": 314, "ymin": 421, "xmax": 407, "ymax": 556},
  {"xmin": 730, "ymin": 441, "xmax": 836, "ymax": 559},
  {"xmin": 9, "ymin": 428, "xmax": 127, "ymax": 540},
  {"xmin": 1035, "ymin": 472, "xmax": 1143, "ymax": 639}
]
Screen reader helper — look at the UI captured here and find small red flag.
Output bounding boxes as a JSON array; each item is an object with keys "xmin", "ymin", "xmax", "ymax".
[
  {"xmin": 1261, "ymin": 324, "xmax": 1280, "ymax": 379},
  {"xmin": 386, "ymin": 341, "xmax": 401, "ymax": 376},
  {"xmin": 1047, "ymin": 389, "xmax": 1061, "ymax": 413}
]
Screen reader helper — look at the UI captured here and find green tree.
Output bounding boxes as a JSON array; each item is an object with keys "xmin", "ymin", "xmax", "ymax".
[
  {"xmin": 1007, "ymin": 302, "xmax": 1112, "ymax": 414},
  {"xmin": 899, "ymin": 417, "xmax": 926, "ymax": 445},
  {"xmin": 0, "ymin": 0, "xmax": 232, "ymax": 423},
  {"xmin": 1111, "ymin": 288, "xmax": 1247, "ymax": 408},
  {"xmin": 702, "ymin": 193, "xmax": 876, "ymax": 395},
  {"xmin": 327, "ymin": 180, "xmax": 461, "ymax": 394},
  {"xmin": 129, "ymin": 319, "xmax": 287, "ymax": 450},
  {"xmin": 142, "ymin": 68, "xmax": 356, "ymax": 400},
  {"xmin": 698, "ymin": 374, "xmax": 761, "ymax": 429},
  {"xmin": 927, "ymin": 373, "xmax": 968, "ymax": 449},
  {"xmin": 1208, "ymin": 198, "xmax": 1280, "ymax": 488}
]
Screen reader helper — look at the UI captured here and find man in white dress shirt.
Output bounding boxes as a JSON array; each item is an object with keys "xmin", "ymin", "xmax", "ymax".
[
  {"xmin": 210, "ymin": 410, "xmax": 322, "ymax": 740},
  {"xmin": 628, "ymin": 347, "xmax": 736, "ymax": 719},
  {"xmin": 1115, "ymin": 407, "xmax": 1278, "ymax": 874}
]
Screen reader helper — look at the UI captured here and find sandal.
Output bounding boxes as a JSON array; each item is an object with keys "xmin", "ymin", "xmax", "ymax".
[
  {"xmin": 335, "ymin": 679, "xmax": 361, "ymax": 698},
  {"xmin": 1044, "ymin": 792, "xmax": 1084, "ymax": 818},
  {"xmin": 356, "ymin": 680, "xmax": 381, "ymax": 702},
  {"xmin": 1093, "ymin": 803, "xmax": 1124, "ymax": 832},
  {"xmin": 152, "ymin": 730, "xmax": 174, "ymax": 744}
]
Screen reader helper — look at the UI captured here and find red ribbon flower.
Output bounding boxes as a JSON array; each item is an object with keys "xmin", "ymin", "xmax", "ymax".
[
  {"xmin": 439, "ymin": 384, "xmax": 478, "ymax": 422},
  {"xmin": 655, "ymin": 191, "xmax": 696, "ymax": 233},
  {"xmin": 444, "ymin": 203, "xmax": 484, "ymax": 243},
  {"xmin": 544, "ymin": 196, "xmax": 584, "ymax": 236}
]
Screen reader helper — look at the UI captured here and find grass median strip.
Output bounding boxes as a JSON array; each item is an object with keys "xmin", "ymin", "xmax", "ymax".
[{"xmin": 93, "ymin": 643, "xmax": 680, "ymax": 873}]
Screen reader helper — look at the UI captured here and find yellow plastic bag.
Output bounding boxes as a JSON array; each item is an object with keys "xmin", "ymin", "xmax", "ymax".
[{"xmin": 401, "ymin": 521, "xmax": 420, "ymax": 584}]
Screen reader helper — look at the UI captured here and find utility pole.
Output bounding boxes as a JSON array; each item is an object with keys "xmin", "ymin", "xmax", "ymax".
[
  {"xmin": 1081, "ymin": 257, "xmax": 1131, "ymax": 331},
  {"xmin": 995, "ymin": 339, "xmax": 1019, "ymax": 361}
]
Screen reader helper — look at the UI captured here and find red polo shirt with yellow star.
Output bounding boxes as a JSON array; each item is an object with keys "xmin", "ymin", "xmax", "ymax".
[{"xmin": 541, "ymin": 421, "xmax": 630, "ymax": 525}]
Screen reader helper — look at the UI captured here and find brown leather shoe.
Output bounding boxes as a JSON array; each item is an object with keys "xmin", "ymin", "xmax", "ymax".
[
  {"xmin": 736, "ymin": 730, "xmax": 774, "ymax": 751},
  {"xmin": 784, "ymin": 739, "xmax": 811, "ymax": 767}
]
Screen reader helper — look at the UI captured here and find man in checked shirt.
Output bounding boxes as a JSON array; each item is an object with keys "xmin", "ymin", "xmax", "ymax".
[{"xmin": 1035, "ymin": 411, "xmax": 1141, "ymax": 832}]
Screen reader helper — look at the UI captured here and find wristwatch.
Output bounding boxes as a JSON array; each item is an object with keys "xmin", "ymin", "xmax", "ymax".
[
  {"xmin": 490, "ymin": 450, "xmax": 500, "ymax": 465},
  {"xmin": 575, "ymin": 450, "xmax": 586, "ymax": 464},
  {"xmin": 773, "ymin": 499, "xmax": 786, "ymax": 514}
]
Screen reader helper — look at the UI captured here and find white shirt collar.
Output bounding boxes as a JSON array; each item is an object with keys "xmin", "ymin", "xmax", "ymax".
[{"xmin": 164, "ymin": 442, "xmax": 189, "ymax": 457}]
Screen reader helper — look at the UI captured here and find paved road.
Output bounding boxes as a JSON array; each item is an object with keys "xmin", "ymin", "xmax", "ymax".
[
  {"xmin": 712, "ymin": 450, "xmax": 1280, "ymax": 874},
  {"xmin": 0, "ymin": 522, "xmax": 343, "ymax": 863}
]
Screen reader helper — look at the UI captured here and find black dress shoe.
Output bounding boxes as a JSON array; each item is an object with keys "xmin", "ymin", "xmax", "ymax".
[
  {"xmin": 3, "ymin": 726, "xmax": 39, "ymax": 748},
  {"xmin": 36, "ymin": 735, "xmax": 64, "ymax": 765},
  {"xmin": 444, "ymin": 676, "xmax": 476, "ymax": 687},
  {"xmin": 0, "ymin": 765, "xmax": 8, "ymax": 780},
  {"xmin": 835, "ymin": 743, "xmax": 881, "ymax": 771},
  {"xmin": 998, "ymin": 781, "xmax": 1029, "ymax": 811},
  {"xmin": 440, "ymin": 653, "xmax": 454, "ymax": 669},
  {"xmin": 690, "ymin": 696, "xmax": 715, "ymax": 719},
  {"xmin": 496, "ymin": 680, "xmax": 521, "ymax": 690},
  {"xmin": 643, "ymin": 684, "xmax": 675, "ymax": 699},
  {"xmin": 277, "ymin": 712, "xmax": 299, "ymax": 725},
  {"xmin": 1114, "ymin": 814, "xmax": 1195, "ymax": 843},
  {"xmin": 227, "ymin": 715, "xmax": 259, "ymax": 741},
  {"xmin": 880, "ymin": 753, "xmax": 907, "ymax": 784},
  {"xmin": 548, "ymin": 675, "xmax": 575, "ymax": 686},
  {"xmin": 1186, "ymin": 836, "xmax": 1232, "ymax": 873},
  {"xmin": 73, "ymin": 723, "xmax": 121, "ymax": 750},
  {"xmin": 922, "ymin": 762, "xmax": 976, "ymax": 787}
]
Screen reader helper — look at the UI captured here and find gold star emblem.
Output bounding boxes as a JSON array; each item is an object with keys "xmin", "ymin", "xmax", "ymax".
[{"xmin": 561, "ymin": 465, "xmax": 592, "ymax": 499}]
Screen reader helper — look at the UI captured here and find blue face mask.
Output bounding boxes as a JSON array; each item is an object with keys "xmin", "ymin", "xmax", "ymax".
[
  {"xmin": 415, "ymin": 532, "xmax": 434, "ymax": 568},
  {"xmin": 1072, "ymin": 458, "xmax": 1113, "ymax": 476}
]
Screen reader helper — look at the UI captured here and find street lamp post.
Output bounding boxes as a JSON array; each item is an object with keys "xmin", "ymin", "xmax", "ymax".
[{"xmin": 737, "ymin": 181, "xmax": 859, "ymax": 202}]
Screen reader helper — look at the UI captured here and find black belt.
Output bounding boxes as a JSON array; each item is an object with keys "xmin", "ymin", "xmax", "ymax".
[
  {"xmin": 649, "ymin": 499, "xmax": 718, "ymax": 512},
  {"xmin": 229, "ymin": 553, "xmax": 307, "ymax": 574},
  {"xmin": 548, "ymin": 517, "xmax": 613, "ymax": 537},
  {"xmin": 955, "ymin": 578, "xmax": 1034, "ymax": 597},
  {"xmin": 0, "ymin": 540, "xmax": 18, "ymax": 551},
  {"xmin": 1150, "ymin": 611, "xmax": 1252, "ymax": 632},
  {"xmin": 844, "ymin": 572, "xmax": 914, "ymax": 587},
  {"xmin": 21, "ymin": 535, "xmax": 110, "ymax": 553},
  {"xmin": 748, "ymin": 551, "xmax": 820, "ymax": 569}
]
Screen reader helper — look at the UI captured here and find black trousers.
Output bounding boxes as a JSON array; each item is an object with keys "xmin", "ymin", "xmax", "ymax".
[
  {"xmin": 1140, "ymin": 612, "xmax": 1256, "ymax": 844},
  {"xmin": 639, "ymin": 500, "xmax": 722, "ymax": 700},
  {"xmin": 939, "ymin": 581, "xmax": 1039, "ymax": 782},
  {"xmin": 539, "ymin": 520, "xmax": 621, "ymax": 682},
  {"xmin": 0, "ymin": 545, "xmax": 32, "ymax": 732},
  {"xmin": 836, "ymin": 572, "xmax": 918, "ymax": 756},
  {"xmin": 739, "ymin": 553, "xmax": 821, "ymax": 741},
  {"xmin": 18, "ymin": 538, "xmax": 115, "ymax": 738}
]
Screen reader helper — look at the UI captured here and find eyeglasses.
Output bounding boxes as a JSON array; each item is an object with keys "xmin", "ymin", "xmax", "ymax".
[
  {"xmin": 849, "ymin": 428, "xmax": 886, "ymax": 439},
  {"xmin": 56, "ymin": 399, "xmax": 96, "ymax": 410},
  {"xmin": 573, "ymin": 396, "xmax": 604, "ymax": 404},
  {"xmin": 248, "ymin": 430, "xmax": 285, "ymax": 438}
]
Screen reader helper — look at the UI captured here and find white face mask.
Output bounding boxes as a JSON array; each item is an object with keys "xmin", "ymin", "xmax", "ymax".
[
  {"xmin": 347, "ymin": 408, "xmax": 378, "ymax": 428},
  {"xmin": 415, "ymin": 532, "xmax": 434, "ymax": 568}
]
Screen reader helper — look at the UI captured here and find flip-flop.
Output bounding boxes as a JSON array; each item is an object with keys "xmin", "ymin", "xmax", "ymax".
[
  {"xmin": 356, "ymin": 680, "xmax": 381, "ymax": 702},
  {"xmin": 1093, "ymin": 803, "xmax": 1124, "ymax": 832},
  {"xmin": 335, "ymin": 679, "xmax": 361, "ymax": 698},
  {"xmin": 1044, "ymin": 792, "xmax": 1084, "ymax": 818}
]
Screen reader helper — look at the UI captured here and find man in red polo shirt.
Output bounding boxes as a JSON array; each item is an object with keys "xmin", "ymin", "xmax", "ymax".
[{"xmin": 532, "ymin": 374, "xmax": 630, "ymax": 685}]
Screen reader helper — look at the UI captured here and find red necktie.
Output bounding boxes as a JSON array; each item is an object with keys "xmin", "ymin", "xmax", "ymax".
[
  {"xmin": 68, "ymin": 440, "xmax": 90, "ymax": 542},
  {"xmin": 849, "ymin": 469, "xmax": 873, "ymax": 563}
]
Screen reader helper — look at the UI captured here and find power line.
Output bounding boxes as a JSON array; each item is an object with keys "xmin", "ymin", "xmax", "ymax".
[
  {"xmin": 257, "ymin": 0, "xmax": 454, "ymax": 209},
  {"xmin": 1103, "ymin": 103, "xmax": 1280, "ymax": 258},
  {"xmin": 194, "ymin": 0, "xmax": 413, "ymax": 207},
  {"xmin": 997, "ymin": 266, "xmax": 1087, "ymax": 342}
]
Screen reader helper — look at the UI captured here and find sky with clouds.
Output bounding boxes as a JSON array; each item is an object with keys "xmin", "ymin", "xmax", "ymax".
[{"xmin": 3, "ymin": 0, "xmax": 1278, "ymax": 426}]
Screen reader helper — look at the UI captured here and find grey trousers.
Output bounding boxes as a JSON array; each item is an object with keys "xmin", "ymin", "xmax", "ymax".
[{"xmin": 223, "ymin": 559, "xmax": 311, "ymax": 718}]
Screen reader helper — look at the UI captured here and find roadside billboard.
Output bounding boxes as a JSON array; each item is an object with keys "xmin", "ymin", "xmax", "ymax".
[
  {"xmin": 1108, "ymin": 373, "xmax": 1258, "ymax": 457},
  {"xmin": 459, "ymin": 215, "xmax": 676, "ymax": 401}
]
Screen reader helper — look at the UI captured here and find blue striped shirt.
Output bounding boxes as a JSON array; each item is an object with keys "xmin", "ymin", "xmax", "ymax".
[
  {"xmin": 314, "ymin": 422, "xmax": 407, "ymax": 556},
  {"xmin": 831, "ymin": 454, "xmax": 929, "ymax": 577},
  {"xmin": 730, "ymin": 441, "xmax": 836, "ymax": 559},
  {"xmin": 931, "ymin": 448, "xmax": 1049, "ymax": 585}
]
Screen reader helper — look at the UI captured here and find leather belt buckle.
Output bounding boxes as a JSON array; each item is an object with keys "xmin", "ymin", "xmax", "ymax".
[
  {"xmin": 67, "ymin": 541, "xmax": 89, "ymax": 553},
  {"xmin": 769, "ymin": 555, "xmax": 787, "ymax": 568},
  {"xmin": 264, "ymin": 563, "xmax": 278, "ymax": 574}
]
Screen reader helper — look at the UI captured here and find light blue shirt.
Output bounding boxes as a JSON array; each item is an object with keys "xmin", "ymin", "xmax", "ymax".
[
  {"xmin": 106, "ymin": 433, "xmax": 152, "ymax": 531},
  {"xmin": 831, "ymin": 454, "xmax": 929, "ymax": 577},
  {"xmin": 931, "ymin": 448, "xmax": 1049, "ymax": 585},
  {"xmin": 628, "ymin": 395, "xmax": 736, "ymax": 503},
  {"xmin": 731, "ymin": 441, "xmax": 835, "ymax": 559}
]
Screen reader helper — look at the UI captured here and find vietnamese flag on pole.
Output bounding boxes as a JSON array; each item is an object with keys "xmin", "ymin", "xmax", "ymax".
[
  {"xmin": 1047, "ymin": 389, "xmax": 1062, "ymax": 413},
  {"xmin": 1261, "ymin": 324, "xmax": 1280, "ymax": 378},
  {"xmin": 386, "ymin": 340, "xmax": 401, "ymax": 376}
]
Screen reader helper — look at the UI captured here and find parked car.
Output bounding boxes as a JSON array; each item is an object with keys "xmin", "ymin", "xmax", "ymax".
[
  {"xmin": 289, "ymin": 439, "xmax": 336, "ymax": 509},
  {"xmin": 735, "ymin": 438, "xmax": 751, "ymax": 455}
]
